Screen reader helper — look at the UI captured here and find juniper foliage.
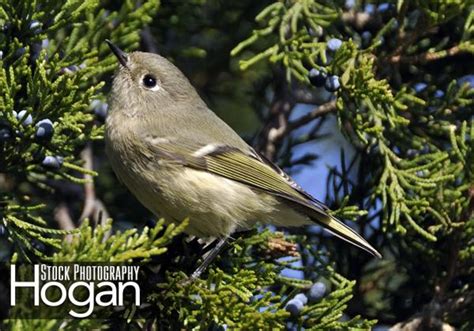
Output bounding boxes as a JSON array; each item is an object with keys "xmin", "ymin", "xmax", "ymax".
[
  {"xmin": 231, "ymin": 0, "xmax": 474, "ymax": 328},
  {"xmin": 0, "ymin": 0, "xmax": 159, "ymax": 259}
]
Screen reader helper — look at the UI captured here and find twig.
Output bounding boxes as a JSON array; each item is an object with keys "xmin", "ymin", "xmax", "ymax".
[
  {"xmin": 389, "ymin": 44, "xmax": 467, "ymax": 64},
  {"xmin": 266, "ymin": 109, "xmax": 289, "ymax": 159},
  {"xmin": 288, "ymin": 100, "xmax": 337, "ymax": 130},
  {"xmin": 54, "ymin": 202, "xmax": 75, "ymax": 231},
  {"xmin": 141, "ymin": 26, "xmax": 158, "ymax": 53},
  {"xmin": 93, "ymin": 199, "xmax": 110, "ymax": 228},
  {"xmin": 291, "ymin": 83, "xmax": 334, "ymax": 105},
  {"xmin": 79, "ymin": 144, "xmax": 96, "ymax": 222},
  {"xmin": 79, "ymin": 144, "xmax": 110, "ymax": 228},
  {"xmin": 257, "ymin": 90, "xmax": 335, "ymax": 160},
  {"xmin": 380, "ymin": 14, "xmax": 438, "ymax": 67},
  {"xmin": 54, "ymin": 202, "xmax": 75, "ymax": 242},
  {"xmin": 341, "ymin": 11, "xmax": 379, "ymax": 30},
  {"xmin": 391, "ymin": 315, "xmax": 455, "ymax": 331},
  {"xmin": 255, "ymin": 72, "xmax": 294, "ymax": 160}
]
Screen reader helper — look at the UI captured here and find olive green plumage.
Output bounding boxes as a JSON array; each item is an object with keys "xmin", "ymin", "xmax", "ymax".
[{"xmin": 105, "ymin": 41, "xmax": 381, "ymax": 258}]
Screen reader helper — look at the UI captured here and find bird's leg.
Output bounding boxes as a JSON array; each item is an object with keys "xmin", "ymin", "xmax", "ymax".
[{"xmin": 186, "ymin": 237, "xmax": 227, "ymax": 283}]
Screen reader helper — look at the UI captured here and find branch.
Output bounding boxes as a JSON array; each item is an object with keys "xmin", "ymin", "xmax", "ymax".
[
  {"xmin": 141, "ymin": 26, "xmax": 158, "ymax": 53},
  {"xmin": 341, "ymin": 11, "xmax": 380, "ymax": 30},
  {"xmin": 263, "ymin": 100, "xmax": 292, "ymax": 160},
  {"xmin": 79, "ymin": 144, "xmax": 110, "ymax": 227},
  {"xmin": 291, "ymin": 83, "xmax": 335, "ymax": 105},
  {"xmin": 54, "ymin": 202, "xmax": 75, "ymax": 242},
  {"xmin": 257, "ymin": 90, "xmax": 335, "ymax": 161},
  {"xmin": 288, "ymin": 100, "xmax": 337, "ymax": 130},
  {"xmin": 391, "ymin": 315, "xmax": 455, "ymax": 331},
  {"xmin": 79, "ymin": 144, "xmax": 96, "ymax": 221},
  {"xmin": 389, "ymin": 44, "xmax": 469, "ymax": 64}
]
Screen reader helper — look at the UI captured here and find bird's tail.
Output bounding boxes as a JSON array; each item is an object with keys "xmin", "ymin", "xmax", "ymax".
[{"xmin": 312, "ymin": 213, "xmax": 382, "ymax": 258}]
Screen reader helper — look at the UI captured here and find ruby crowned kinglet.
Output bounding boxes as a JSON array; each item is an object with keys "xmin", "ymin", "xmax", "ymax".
[{"xmin": 105, "ymin": 40, "xmax": 381, "ymax": 258}]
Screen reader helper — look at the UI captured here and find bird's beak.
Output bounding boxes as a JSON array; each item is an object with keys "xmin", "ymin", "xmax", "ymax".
[{"xmin": 105, "ymin": 40, "xmax": 129, "ymax": 68}]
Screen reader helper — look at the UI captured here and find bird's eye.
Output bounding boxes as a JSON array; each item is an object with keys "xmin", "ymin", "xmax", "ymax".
[{"xmin": 142, "ymin": 74, "xmax": 157, "ymax": 89}]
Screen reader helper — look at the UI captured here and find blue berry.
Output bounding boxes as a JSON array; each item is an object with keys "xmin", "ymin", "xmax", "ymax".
[
  {"xmin": 414, "ymin": 82, "xmax": 428, "ymax": 93},
  {"xmin": 0, "ymin": 50, "xmax": 3, "ymax": 60},
  {"xmin": 294, "ymin": 293, "xmax": 308, "ymax": 305},
  {"xmin": 211, "ymin": 324, "xmax": 227, "ymax": 331},
  {"xmin": 31, "ymin": 43, "xmax": 42, "ymax": 60},
  {"xmin": 361, "ymin": 31, "xmax": 372, "ymax": 47},
  {"xmin": 285, "ymin": 298, "xmax": 304, "ymax": 316},
  {"xmin": 458, "ymin": 75, "xmax": 474, "ymax": 89},
  {"xmin": 377, "ymin": 3, "xmax": 392, "ymax": 13},
  {"xmin": 345, "ymin": 0, "xmax": 355, "ymax": 9},
  {"xmin": 377, "ymin": 36, "xmax": 386, "ymax": 46},
  {"xmin": 364, "ymin": 4, "xmax": 376, "ymax": 14},
  {"xmin": 59, "ymin": 65, "xmax": 80, "ymax": 75},
  {"xmin": 308, "ymin": 282, "xmax": 326, "ymax": 302},
  {"xmin": 59, "ymin": 67, "xmax": 70, "ymax": 75},
  {"xmin": 286, "ymin": 321, "xmax": 298, "ymax": 331},
  {"xmin": 307, "ymin": 25, "xmax": 323, "ymax": 38},
  {"xmin": 32, "ymin": 240, "xmax": 45, "ymax": 251},
  {"xmin": 30, "ymin": 40, "xmax": 49, "ymax": 61},
  {"xmin": 35, "ymin": 119, "xmax": 54, "ymax": 141},
  {"xmin": 1, "ymin": 22, "xmax": 11, "ymax": 32},
  {"xmin": 361, "ymin": 31, "xmax": 372, "ymax": 41},
  {"xmin": 41, "ymin": 155, "xmax": 64, "ymax": 169},
  {"xmin": 327, "ymin": 38, "xmax": 342, "ymax": 52},
  {"xmin": 391, "ymin": 20, "xmax": 400, "ymax": 30},
  {"xmin": 91, "ymin": 99, "xmax": 108, "ymax": 121},
  {"xmin": 0, "ymin": 125, "xmax": 12, "ymax": 142},
  {"xmin": 16, "ymin": 110, "xmax": 33, "ymax": 126},
  {"xmin": 325, "ymin": 75, "xmax": 341, "ymax": 92},
  {"xmin": 14, "ymin": 47, "xmax": 26, "ymax": 60},
  {"xmin": 308, "ymin": 68, "xmax": 327, "ymax": 87},
  {"xmin": 434, "ymin": 90, "xmax": 445, "ymax": 98},
  {"xmin": 29, "ymin": 20, "xmax": 41, "ymax": 33}
]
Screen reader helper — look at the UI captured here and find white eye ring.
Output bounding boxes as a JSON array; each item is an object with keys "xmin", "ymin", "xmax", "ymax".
[
  {"xmin": 142, "ymin": 74, "xmax": 160, "ymax": 91},
  {"xmin": 148, "ymin": 84, "xmax": 160, "ymax": 92}
]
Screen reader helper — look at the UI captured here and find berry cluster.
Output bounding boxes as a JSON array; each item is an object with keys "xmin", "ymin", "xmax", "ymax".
[
  {"xmin": 1, "ymin": 96, "xmax": 107, "ymax": 171},
  {"xmin": 41, "ymin": 155, "xmax": 64, "ymax": 169},
  {"xmin": 308, "ymin": 68, "xmax": 340, "ymax": 92},
  {"xmin": 306, "ymin": 37, "xmax": 343, "ymax": 93},
  {"xmin": 1, "ymin": 20, "xmax": 49, "ymax": 62},
  {"xmin": 285, "ymin": 282, "xmax": 327, "ymax": 316},
  {"xmin": 0, "ymin": 110, "xmax": 64, "ymax": 170}
]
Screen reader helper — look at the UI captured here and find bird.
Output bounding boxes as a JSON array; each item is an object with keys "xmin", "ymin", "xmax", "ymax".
[{"xmin": 104, "ymin": 40, "xmax": 381, "ymax": 274}]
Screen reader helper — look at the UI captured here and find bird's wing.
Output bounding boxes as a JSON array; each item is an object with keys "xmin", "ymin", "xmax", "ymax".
[
  {"xmin": 255, "ymin": 151, "xmax": 330, "ymax": 212},
  {"xmin": 143, "ymin": 137, "xmax": 381, "ymax": 258}
]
